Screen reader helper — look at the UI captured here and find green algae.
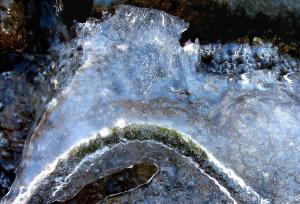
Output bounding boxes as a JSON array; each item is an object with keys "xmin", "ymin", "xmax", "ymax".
[{"xmin": 68, "ymin": 124, "xmax": 208, "ymax": 164}]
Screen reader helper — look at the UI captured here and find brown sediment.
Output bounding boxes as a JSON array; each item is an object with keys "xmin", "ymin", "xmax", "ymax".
[
  {"xmin": 0, "ymin": 1, "xmax": 27, "ymax": 53},
  {"xmin": 2, "ymin": 0, "xmax": 299, "ymax": 56}
]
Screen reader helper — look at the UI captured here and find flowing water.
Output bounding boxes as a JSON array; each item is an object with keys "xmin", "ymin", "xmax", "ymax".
[{"xmin": 2, "ymin": 4, "xmax": 300, "ymax": 204}]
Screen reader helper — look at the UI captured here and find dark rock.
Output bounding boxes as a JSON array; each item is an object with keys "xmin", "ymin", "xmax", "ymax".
[
  {"xmin": 0, "ymin": 0, "xmax": 27, "ymax": 52},
  {"xmin": 0, "ymin": 55, "xmax": 56, "ymax": 197},
  {"xmin": 56, "ymin": 0, "xmax": 94, "ymax": 28},
  {"xmin": 22, "ymin": 0, "xmax": 68, "ymax": 53},
  {"xmin": 122, "ymin": 0, "xmax": 300, "ymax": 57},
  {"xmin": 29, "ymin": 141, "xmax": 239, "ymax": 204},
  {"xmin": 0, "ymin": 150, "xmax": 11, "ymax": 158},
  {"xmin": 1, "ymin": 162, "xmax": 15, "ymax": 172},
  {"xmin": 54, "ymin": 161, "xmax": 159, "ymax": 203},
  {"xmin": 0, "ymin": 0, "xmax": 68, "ymax": 54},
  {"xmin": 1, "ymin": 177, "xmax": 11, "ymax": 189},
  {"xmin": 0, "ymin": 171, "xmax": 12, "ymax": 196},
  {"xmin": 0, "ymin": 136, "xmax": 9, "ymax": 148}
]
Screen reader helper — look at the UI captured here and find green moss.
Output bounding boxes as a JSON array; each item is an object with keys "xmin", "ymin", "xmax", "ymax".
[
  {"xmin": 68, "ymin": 124, "xmax": 208, "ymax": 164},
  {"xmin": 69, "ymin": 131, "xmax": 123, "ymax": 162},
  {"xmin": 69, "ymin": 139, "xmax": 101, "ymax": 162}
]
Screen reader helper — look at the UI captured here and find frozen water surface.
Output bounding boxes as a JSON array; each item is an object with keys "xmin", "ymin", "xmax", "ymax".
[{"xmin": 4, "ymin": 5, "xmax": 300, "ymax": 204}]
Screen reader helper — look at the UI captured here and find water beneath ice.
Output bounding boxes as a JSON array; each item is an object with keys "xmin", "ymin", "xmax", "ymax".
[{"xmin": 4, "ymin": 5, "xmax": 300, "ymax": 204}]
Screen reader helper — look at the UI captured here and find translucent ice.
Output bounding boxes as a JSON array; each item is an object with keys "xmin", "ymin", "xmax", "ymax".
[{"xmin": 4, "ymin": 5, "xmax": 300, "ymax": 204}]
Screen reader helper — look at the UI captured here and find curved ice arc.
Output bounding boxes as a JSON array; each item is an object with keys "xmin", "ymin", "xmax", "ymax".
[
  {"xmin": 14, "ymin": 125, "xmax": 264, "ymax": 203},
  {"xmin": 5, "ymin": 5, "xmax": 300, "ymax": 204}
]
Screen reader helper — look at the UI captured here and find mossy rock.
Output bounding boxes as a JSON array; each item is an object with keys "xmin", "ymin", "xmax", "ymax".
[
  {"xmin": 65, "ymin": 124, "xmax": 263, "ymax": 203},
  {"xmin": 20, "ymin": 124, "xmax": 263, "ymax": 204}
]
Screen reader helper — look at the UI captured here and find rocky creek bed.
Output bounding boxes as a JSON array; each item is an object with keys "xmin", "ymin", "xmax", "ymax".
[{"xmin": 1, "ymin": 1, "xmax": 300, "ymax": 203}]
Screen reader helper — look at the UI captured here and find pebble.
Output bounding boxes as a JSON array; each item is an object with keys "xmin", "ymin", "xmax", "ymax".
[
  {"xmin": 0, "ymin": 150, "xmax": 11, "ymax": 158},
  {"xmin": 0, "ymin": 135, "xmax": 9, "ymax": 149},
  {"xmin": 0, "ymin": 172, "xmax": 12, "ymax": 192},
  {"xmin": 0, "ymin": 158, "xmax": 16, "ymax": 172}
]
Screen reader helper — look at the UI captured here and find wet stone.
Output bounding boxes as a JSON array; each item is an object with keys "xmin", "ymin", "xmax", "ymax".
[
  {"xmin": 0, "ymin": 135, "xmax": 9, "ymax": 148},
  {"xmin": 0, "ymin": 54, "xmax": 58, "ymax": 196},
  {"xmin": 1, "ymin": 162, "xmax": 15, "ymax": 172},
  {"xmin": 0, "ymin": 150, "xmax": 11, "ymax": 158},
  {"xmin": 27, "ymin": 140, "xmax": 237, "ymax": 204},
  {"xmin": 54, "ymin": 161, "xmax": 159, "ymax": 203}
]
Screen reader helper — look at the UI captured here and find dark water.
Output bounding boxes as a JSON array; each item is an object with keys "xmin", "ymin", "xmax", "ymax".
[{"xmin": 53, "ymin": 161, "xmax": 158, "ymax": 204}]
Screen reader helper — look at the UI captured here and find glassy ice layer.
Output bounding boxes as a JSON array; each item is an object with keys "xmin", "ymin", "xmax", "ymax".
[{"xmin": 4, "ymin": 5, "xmax": 300, "ymax": 204}]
